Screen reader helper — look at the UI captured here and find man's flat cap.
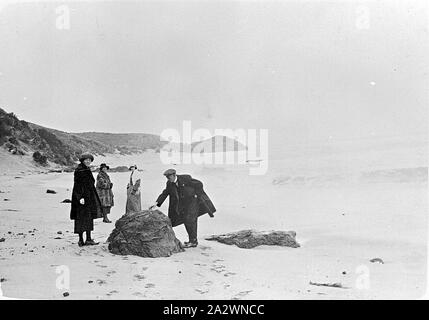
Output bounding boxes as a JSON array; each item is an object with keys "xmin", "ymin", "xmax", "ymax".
[{"xmin": 163, "ymin": 168, "xmax": 176, "ymax": 176}]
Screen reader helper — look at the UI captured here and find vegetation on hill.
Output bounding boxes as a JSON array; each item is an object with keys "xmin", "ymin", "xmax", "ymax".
[
  {"xmin": 75, "ymin": 132, "xmax": 165, "ymax": 154},
  {"xmin": 0, "ymin": 107, "xmax": 165, "ymax": 167}
]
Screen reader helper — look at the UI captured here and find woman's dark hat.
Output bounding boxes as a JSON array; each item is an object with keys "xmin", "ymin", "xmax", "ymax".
[
  {"xmin": 129, "ymin": 165, "xmax": 137, "ymax": 170},
  {"xmin": 163, "ymin": 168, "xmax": 176, "ymax": 177},
  {"xmin": 99, "ymin": 163, "xmax": 109, "ymax": 170},
  {"xmin": 79, "ymin": 153, "xmax": 94, "ymax": 162}
]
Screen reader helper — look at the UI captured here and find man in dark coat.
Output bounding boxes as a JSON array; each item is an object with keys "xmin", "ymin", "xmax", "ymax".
[
  {"xmin": 149, "ymin": 169, "xmax": 216, "ymax": 248},
  {"xmin": 70, "ymin": 153, "xmax": 103, "ymax": 246}
]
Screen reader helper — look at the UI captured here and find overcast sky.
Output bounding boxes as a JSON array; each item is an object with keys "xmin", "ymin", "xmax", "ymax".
[{"xmin": 0, "ymin": 0, "xmax": 427, "ymax": 143}]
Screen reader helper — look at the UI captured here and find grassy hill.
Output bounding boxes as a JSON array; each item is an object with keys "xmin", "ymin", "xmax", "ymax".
[
  {"xmin": 75, "ymin": 132, "xmax": 164, "ymax": 155},
  {"xmin": 0, "ymin": 107, "xmax": 165, "ymax": 167}
]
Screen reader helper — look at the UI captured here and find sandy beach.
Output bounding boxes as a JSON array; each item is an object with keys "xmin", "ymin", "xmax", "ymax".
[{"xmin": 0, "ymin": 136, "xmax": 427, "ymax": 300}]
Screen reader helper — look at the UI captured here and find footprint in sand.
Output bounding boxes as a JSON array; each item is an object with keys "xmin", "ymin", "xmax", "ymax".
[
  {"xmin": 194, "ymin": 263, "xmax": 207, "ymax": 267},
  {"xmin": 210, "ymin": 265, "xmax": 226, "ymax": 273},
  {"xmin": 96, "ymin": 279, "xmax": 106, "ymax": 285},
  {"xmin": 93, "ymin": 252, "xmax": 105, "ymax": 257},
  {"xmin": 145, "ymin": 283, "xmax": 155, "ymax": 289},
  {"xmin": 133, "ymin": 292, "xmax": 144, "ymax": 297},
  {"xmin": 201, "ymin": 252, "xmax": 210, "ymax": 257},
  {"xmin": 224, "ymin": 272, "xmax": 236, "ymax": 277},
  {"xmin": 106, "ymin": 290, "xmax": 118, "ymax": 297},
  {"xmin": 134, "ymin": 274, "xmax": 145, "ymax": 281},
  {"xmin": 195, "ymin": 288, "xmax": 209, "ymax": 294},
  {"xmin": 142, "ymin": 267, "xmax": 148, "ymax": 271},
  {"xmin": 96, "ymin": 265, "xmax": 108, "ymax": 268},
  {"xmin": 232, "ymin": 290, "xmax": 253, "ymax": 300},
  {"xmin": 106, "ymin": 270, "xmax": 116, "ymax": 277},
  {"xmin": 199, "ymin": 245, "xmax": 211, "ymax": 251}
]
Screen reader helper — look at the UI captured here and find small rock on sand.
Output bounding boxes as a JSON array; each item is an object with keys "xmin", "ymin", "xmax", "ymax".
[
  {"xmin": 0, "ymin": 238, "xmax": 5, "ymax": 242},
  {"xmin": 63, "ymin": 292, "xmax": 69, "ymax": 297},
  {"xmin": 46, "ymin": 189, "xmax": 57, "ymax": 194},
  {"xmin": 370, "ymin": 258, "xmax": 384, "ymax": 264}
]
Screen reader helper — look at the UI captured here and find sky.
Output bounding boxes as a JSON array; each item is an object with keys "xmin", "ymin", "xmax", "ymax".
[{"xmin": 0, "ymin": 0, "xmax": 427, "ymax": 144}]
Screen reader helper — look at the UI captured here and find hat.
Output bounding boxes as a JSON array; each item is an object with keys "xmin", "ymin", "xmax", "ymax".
[
  {"xmin": 129, "ymin": 165, "xmax": 137, "ymax": 170},
  {"xmin": 79, "ymin": 153, "xmax": 94, "ymax": 162},
  {"xmin": 163, "ymin": 168, "xmax": 176, "ymax": 177},
  {"xmin": 99, "ymin": 163, "xmax": 109, "ymax": 170}
]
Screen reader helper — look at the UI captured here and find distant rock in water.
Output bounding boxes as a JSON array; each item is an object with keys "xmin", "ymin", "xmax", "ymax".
[
  {"xmin": 191, "ymin": 135, "xmax": 247, "ymax": 153},
  {"xmin": 107, "ymin": 210, "xmax": 184, "ymax": 258},
  {"xmin": 61, "ymin": 199, "xmax": 72, "ymax": 203},
  {"xmin": 108, "ymin": 166, "xmax": 129, "ymax": 173},
  {"xmin": 206, "ymin": 230, "xmax": 300, "ymax": 249}
]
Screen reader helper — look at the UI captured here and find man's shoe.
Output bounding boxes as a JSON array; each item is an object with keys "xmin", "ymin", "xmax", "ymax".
[
  {"xmin": 78, "ymin": 240, "xmax": 84, "ymax": 247},
  {"xmin": 103, "ymin": 219, "xmax": 112, "ymax": 223},
  {"xmin": 84, "ymin": 239, "xmax": 99, "ymax": 246},
  {"xmin": 184, "ymin": 241, "xmax": 198, "ymax": 248}
]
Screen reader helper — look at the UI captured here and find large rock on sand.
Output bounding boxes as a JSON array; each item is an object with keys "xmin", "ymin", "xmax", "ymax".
[
  {"xmin": 107, "ymin": 210, "xmax": 184, "ymax": 258},
  {"xmin": 205, "ymin": 229, "xmax": 300, "ymax": 249}
]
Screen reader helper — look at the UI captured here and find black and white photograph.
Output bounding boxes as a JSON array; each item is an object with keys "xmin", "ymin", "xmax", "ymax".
[{"xmin": 0, "ymin": 0, "xmax": 427, "ymax": 302}]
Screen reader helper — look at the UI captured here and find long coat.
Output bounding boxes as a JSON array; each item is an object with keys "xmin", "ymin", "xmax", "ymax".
[
  {"xmin": 156, "ymin": 174, "xmax": 216, "ymax": 227},
  {"xmin": 70, "ymin": 163, "xmax": 103, "ymax": 220},
  {"xmin": 126, "ymin": 171, "xmax": 141, "ymax": 214},
  {"xmin": 96, "ymin": 171, "xmax": 114, "ymax": 208}
]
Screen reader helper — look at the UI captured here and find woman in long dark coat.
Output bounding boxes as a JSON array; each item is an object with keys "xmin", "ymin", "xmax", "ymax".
[
  {"xmin": 70, "ymin": 153, "xmax": 102, "ymax": 247},
  {"xmin": 96, "ymin": 163, "xmax": 114, "ymax": 223}
]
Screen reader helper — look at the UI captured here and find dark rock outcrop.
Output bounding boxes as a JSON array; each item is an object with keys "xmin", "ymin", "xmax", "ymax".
[
  {"xmin": 205, "ymin": 229, "xmax": 300, "ymax": 249},
  {"xmin": 107, "ymin": 210, "xmax": 184, "ymax": 258}
]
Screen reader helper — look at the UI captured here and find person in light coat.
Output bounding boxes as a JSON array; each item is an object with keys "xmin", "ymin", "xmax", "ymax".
[
  {"xmin": 126, "ymin": 165, "xmax": 141, "ymax": 214},
  {"xmin": 96, "ymin": 163, "xmax": 114, "ymax": 223}
]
